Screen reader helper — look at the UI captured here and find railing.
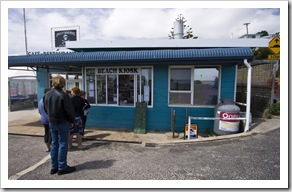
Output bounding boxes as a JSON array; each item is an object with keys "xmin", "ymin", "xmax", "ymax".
[{"xmin": 187, "ymin": 116, "xmax": 247, "ymax": 140}]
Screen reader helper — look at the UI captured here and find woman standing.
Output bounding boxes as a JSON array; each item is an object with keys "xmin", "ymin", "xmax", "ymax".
[
  {"xmin": 68, "ymin": 87, "xmax": 86, "ymax": 149},
  {"xmin": 80, "ymin": 91, "xmax": 91, "ymax": 129}
]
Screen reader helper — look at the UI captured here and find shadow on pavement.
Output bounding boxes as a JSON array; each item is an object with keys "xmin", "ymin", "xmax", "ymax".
[
  {"xmin": 76, "ymin": 159, "xmax": 116, "ymax": 171},
  {"xmin": 84, "ymin": 133, "xmax": 111, "ymax": 140},
  {"xmin": 249, "ymin": 118, "xmax": 266, "ymax": 131},
  {"xmin": 23, "ymin": 120, "xmax": 43, "ymax": 127}
]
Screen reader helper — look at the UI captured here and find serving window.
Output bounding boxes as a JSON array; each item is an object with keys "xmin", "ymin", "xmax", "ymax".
[
  {"xmin": 169, "ymin": 66, "xmax": 220, "ymax": 106},
  {"xmin": 49, "ymin": 72, "xmax": 83, "ymax": 91},
  {"xmin": 85, "ymin": 67, "xmax": 153, "ymax": 107}
]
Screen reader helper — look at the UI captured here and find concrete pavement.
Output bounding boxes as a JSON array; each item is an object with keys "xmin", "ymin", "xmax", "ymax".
[{"xmin": 8, "ymin": 108, "xmax": 280, "ymax": 146}]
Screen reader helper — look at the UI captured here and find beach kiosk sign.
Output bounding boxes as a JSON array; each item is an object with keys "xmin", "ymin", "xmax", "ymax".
[{"xmin": 268, "ymin": 36, "xmax": 280, "ymax": 60}]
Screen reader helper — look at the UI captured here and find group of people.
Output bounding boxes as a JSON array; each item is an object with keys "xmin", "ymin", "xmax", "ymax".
[{"xmin": 37, "ymin": 75, "xmax": 90, "ymax": 175}]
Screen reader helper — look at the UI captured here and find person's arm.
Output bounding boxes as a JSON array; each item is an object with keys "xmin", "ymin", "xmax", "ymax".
[
  {"xmin": 84, "ymin": 99, "xmax": 91, "ymax": 110},
  {"xmin": 63, "ymin": 94, "xmax": 75, "ymax": 124}
]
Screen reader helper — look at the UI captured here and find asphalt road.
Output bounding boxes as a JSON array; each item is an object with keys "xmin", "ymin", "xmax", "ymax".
[{"xmin": 7, "ymin": 128, "xmax": 280, "ymax": 188}]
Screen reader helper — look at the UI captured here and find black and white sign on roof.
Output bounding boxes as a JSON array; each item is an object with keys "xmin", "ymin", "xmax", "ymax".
[{"xmin": 51, "ymin": 26, "xmax": 80, "ymax": 49}]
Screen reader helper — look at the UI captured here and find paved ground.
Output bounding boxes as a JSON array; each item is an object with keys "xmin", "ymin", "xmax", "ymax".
[{"xmin": 8, "ymin": 108, "xmax": 280, "ymax": 145}]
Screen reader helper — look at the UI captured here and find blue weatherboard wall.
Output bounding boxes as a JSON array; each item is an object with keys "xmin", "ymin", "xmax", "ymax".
[
  {"xmin": 84, "ymin": 63, "xmax": 237, "ymax": 133},
  {"xmin": 36, "ymin": 68, "xmax": 49, "ymax": 101},
  {"xmin": 220, "ymin": 64, "xmax": 237, "ymax": 99},
  {"xmin": 35, "ymin": 63, "xmax": 237, "ymax": 133}
]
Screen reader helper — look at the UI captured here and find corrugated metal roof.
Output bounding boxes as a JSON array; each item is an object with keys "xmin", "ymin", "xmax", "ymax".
[{"xmin": 8, "ymin": 48, "xmax": 253, "ymax": 67}]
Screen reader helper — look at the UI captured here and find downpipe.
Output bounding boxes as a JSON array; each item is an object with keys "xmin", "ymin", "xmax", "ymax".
[{"xmin": 243, "ymin": 59, "xmax": 252, "ymax": 132}]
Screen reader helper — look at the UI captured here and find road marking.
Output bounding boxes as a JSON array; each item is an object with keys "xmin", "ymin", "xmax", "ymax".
[{"xmin": 9, "ymin": 155, "xmax": 50, "ymax": 180}]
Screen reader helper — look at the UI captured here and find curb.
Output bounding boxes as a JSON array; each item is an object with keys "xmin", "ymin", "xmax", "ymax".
[{"xmin": 8, "ymin": 127, "xmax": 280, "ymax": 146}]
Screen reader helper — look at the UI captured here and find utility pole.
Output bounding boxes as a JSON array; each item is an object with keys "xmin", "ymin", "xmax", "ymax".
[
  {"xmin": 23, "ymin": 8, "xmax": 28, "ymax": 55},
  {"xmin": 243, "ymin": 23, "xmax": 250, "ymax": 35}
]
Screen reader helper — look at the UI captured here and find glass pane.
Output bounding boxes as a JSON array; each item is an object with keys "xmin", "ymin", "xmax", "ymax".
[
  {"xmin": 97, "ymin": 75, "xmax": 106, "ymax": 104},
  {"xmin": 119, "ymin": 75, "xmax": 134, "ymax": 106},
  {"xmin": 169, "ymin": 92, "xmax": 191, "ymax": 105},
  {"xmin": 140, "ymin": 68, "xmax": 152, "ymax": 105},
  {"xmin": 86, "ymin": 68, "xmax": 96, "ymax": 104},
  {"xmin": 170, "ymin": 68, "xmax": 191, "ymax": 91},
  {"xmin": 194, "ymin": 67, "xmax": 219, "ymax": 105},
  {"xmin": 137, "ymin": 74, "xmax": 141, "ymax": 101},
  {"xmin": 66, "ymin": 81, "xmax": 77, "ymax": 91},
  {"xmin": 107, "ymin": 75, "xmax": 117, "ymax": 104},
  {"xmin": 67, "ymin": 73, "xmax": 82, "ymax": 80}
]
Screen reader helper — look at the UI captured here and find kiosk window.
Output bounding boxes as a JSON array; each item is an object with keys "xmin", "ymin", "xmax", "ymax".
[
  {"xmin": 169, "ymin": 66, "xmax": 220, "ymax": 106},
  {"xmin": 193, "ymin": 67, "xmax": 219, "ymax": 105},
  {"xmin": 49, "ymin": 72, "xmax": 83, "ymax": 92},
  {"xmin": 85, "ymin": 67, "xmax": 153, "ymax": 107},
  {"xmin": 169, "ymin": 68, "xmax": 192, "ymax": 105},
  {"xmin": 86, "ymin": 68, "xmax": 96, "ymax": 103}
]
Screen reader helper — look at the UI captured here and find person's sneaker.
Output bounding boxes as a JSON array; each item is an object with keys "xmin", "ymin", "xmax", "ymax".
[
  {"xmin": 50, "ymin": 168, "xmax": 58, "ymax": 175},
  {"xmin": 57, "ymin": 166, "xmax": 76, "ymax": 175}
]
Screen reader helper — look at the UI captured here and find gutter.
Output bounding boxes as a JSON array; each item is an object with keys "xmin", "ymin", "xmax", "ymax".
[{"xmin": 243, "ymin": 59, "xmax": 252, "ymax": 132}]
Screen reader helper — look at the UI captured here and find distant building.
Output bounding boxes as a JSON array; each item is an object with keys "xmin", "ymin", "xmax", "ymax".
[
  {"xmin": 239, "ymin": 34, "xmax": 262, "ymax": 39},
  {"xmin": 8, "ymin": 76, "xmax": 37, "ymax": 111},
  {"xmin": 239, "ymin": 33, "xmax": 278, "ymax": 39}
]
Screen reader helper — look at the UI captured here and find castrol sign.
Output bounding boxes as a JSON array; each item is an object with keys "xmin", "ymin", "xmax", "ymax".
[{"xmin": 219, "ymin": 111, "xmax": 240, "ymax": 132}]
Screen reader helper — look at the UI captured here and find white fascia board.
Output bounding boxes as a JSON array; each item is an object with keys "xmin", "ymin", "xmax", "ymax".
[{"xmin": 66, "ymin": 39, "xmax": 270, "ymax": 49}]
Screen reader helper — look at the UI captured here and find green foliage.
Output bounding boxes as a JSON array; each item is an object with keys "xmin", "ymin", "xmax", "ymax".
[
  {"xmin": 253, "ymin": 47, "xmax": 273, "ymax": 59},
  {"xmin": 256, "ymin": 30, "xmax": 269, "ymax": 37},
  {"xmin": 270, "ymin": 102, "xmax": 280, "ymax": 116}
]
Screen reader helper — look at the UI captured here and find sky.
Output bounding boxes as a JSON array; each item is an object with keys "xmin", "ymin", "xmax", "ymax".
[
  {"xmin": 4, "ymin": 2, "xmax": 282, "ymax": 77},
  {"xmin": 8, "ymin": 8, "xmax": 280, "ymax": 55}
]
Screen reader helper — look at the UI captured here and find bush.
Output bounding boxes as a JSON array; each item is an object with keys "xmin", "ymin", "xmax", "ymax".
[{"xmin": 270, "ymin": 101, "xmax": 280, "ymax": 116}]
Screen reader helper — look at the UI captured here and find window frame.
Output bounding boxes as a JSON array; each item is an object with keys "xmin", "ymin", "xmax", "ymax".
[
  {"xmin": 85, "ymin": 66, "xmax": 153, "ymax": 108},
  {"xmin": 168, "ymin": 66, "xmax": 193, "ymax": 106},
  {"xmin": 49, "ymin": 72, "xmax": 83, "ymax": 91},
  {"xmin": 168, "ymin": 65, "xmax": 221, "ymax": 108}
]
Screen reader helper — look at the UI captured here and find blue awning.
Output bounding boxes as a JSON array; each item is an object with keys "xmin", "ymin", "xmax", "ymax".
[{"xmin": 8, "ymin": 48, "xmax": 253, "ymax": 67}]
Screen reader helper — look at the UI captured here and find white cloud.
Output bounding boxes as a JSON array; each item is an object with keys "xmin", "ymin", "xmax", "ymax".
[
  {"xmin": 8, "ymin": 7, "xmax": 280, "ymax": 54},
  {"xmin": 5, "ymin": 4, "xmax": 281, "ymax": 77}
]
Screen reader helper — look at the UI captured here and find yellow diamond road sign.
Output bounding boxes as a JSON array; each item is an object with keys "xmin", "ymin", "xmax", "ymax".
[{"xmin": 269, "ymin": 36, "xmax": 280, "ymax": 54}]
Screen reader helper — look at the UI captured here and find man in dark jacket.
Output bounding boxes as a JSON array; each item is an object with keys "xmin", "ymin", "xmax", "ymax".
[{"xmin": 44, "ymin": 75, "xmax": 76, "ymax": 175}]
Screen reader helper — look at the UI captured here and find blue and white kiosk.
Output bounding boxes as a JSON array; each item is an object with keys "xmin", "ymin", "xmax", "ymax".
[{"xmin": 8, "ymin": 39, "xmax": 269, "ymax": 134}]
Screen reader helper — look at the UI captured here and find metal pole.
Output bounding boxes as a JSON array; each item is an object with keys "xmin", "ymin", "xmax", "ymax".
[
  {"xmin": 23, "ymin": 8, "xmax": 28, "ymax": 55},
  {"xmin": 187, "ymin": 116, "xmax": 191, "ymax": 140},
  {"xmin": 244, "ymin": 59, "xmax": 252, "ymax": 132},
  {"xmin": 243, "ymin": 23, "xmax": 250, "ymax": 35}
]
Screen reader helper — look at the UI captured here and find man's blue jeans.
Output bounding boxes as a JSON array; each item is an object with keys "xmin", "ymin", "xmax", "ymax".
[{"xmin": 49, "ymin": 122, "xmax": 70, "ymax": 170}]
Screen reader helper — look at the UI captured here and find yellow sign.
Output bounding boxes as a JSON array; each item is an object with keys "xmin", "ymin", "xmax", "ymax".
[
  {"xmin": 185, "ymin": 124, "xmax": 198, "ymax": 139},
  {"xmin": 268, "ymin": 54, "xmax": 280, "ymax": 60},
  {"xmin": 268, "ymin": 36, "xmax": 280, "ymax": 54}
]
